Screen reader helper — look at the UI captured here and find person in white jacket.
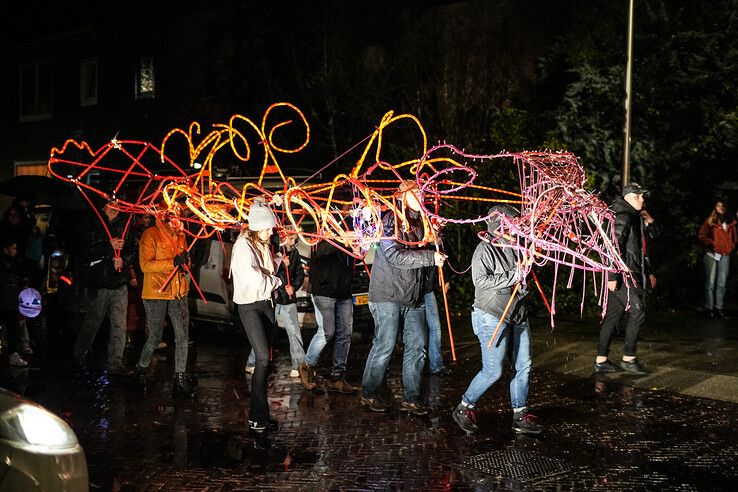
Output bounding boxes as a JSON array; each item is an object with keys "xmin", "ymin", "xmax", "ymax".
[{"xmin": 231, "ymin": 198, "xmax": 282, "ymax": 432}]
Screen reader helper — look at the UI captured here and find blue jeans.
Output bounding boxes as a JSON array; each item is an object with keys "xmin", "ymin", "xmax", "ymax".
[
  {"xmin": 425, "ymin": 291, "xmax": 446, "ymax": 373},
  {"xmin": 247, "ymin": 303, "xmax": 305, "ymax": 370},
  {"xmin": 305, "ymin": 295, "xmax": 353, "ymax": 376},
  {"xmin": 462, "ymin": 308, "xmax": 531, "ymax": 410},
  {"xmin": 362, "ymin": 301, "xmax": 427, "ymax": 403},
  {"xmin": 704, "ymin": 254, "xmax": 730, "ymax": 310}
]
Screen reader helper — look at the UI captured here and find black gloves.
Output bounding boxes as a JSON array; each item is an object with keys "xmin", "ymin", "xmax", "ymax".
[{"xmin": 173, "ymin": 251, "xmax": 190, "ymax": 267}]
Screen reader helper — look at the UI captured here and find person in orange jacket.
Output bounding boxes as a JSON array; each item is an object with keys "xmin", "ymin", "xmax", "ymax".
[
  {"xmin": 134, "ymin": 205, "xmax": 193, "ymax": 397},
  {"xmin": 698, "ymin": 199, "xmax": 737, "ymax": 319}
]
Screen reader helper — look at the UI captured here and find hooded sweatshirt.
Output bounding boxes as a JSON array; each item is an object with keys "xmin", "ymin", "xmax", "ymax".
[{"xmin": 471, "ymin": 206, "xmax": 528, "ymax": 323}]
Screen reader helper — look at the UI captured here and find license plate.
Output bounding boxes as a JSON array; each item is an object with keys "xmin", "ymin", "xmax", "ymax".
[{"xmin": 353, "ymin": 294, "xmax": 369, "ymax": 306}]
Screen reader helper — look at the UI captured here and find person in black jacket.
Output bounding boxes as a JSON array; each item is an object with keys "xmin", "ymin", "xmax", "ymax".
[
  {"xmin": 245, "ymin": 230, "xmax": 306, "ymax": 378},
  {"xmin": 594, "ymin": 182, "xmax": 656, "ymax": 375},
  {"xmin": 298, "ymin": 238, "xmax": 357, "ymax": 393},
  {"xmin": 73, "ymin": 199, "xmax": 135, "ymax": 375},
  {"xmin": 359, "ymin": 180, "xmax": 445, "ymax": 415}
]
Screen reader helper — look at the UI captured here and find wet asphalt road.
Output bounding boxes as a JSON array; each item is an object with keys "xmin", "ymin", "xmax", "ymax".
[{"xmin": 1, "ymin": 307, "xmax": 737, "ymax": 491}]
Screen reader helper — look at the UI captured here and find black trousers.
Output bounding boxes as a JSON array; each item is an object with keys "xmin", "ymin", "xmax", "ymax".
[
  {"xmin": 597, "ymin": 286, "xmax": 645, "ymax": 357},
  {"xmin": 237, "ymin": 300, "xmax": 275, "ymax": 424}
]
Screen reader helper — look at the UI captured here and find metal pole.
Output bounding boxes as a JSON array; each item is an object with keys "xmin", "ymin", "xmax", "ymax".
[{"xmin": 622, "ymin": 0, "xmax": 634, "ymax": 190}]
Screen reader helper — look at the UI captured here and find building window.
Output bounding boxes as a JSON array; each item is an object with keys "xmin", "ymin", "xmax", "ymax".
[
  {"xmin": 80, "ymin": 59, "xmax": 98, "ymax": 107},
  {"xmin": 135, "ymin": 55, "xmax": 156, "ymax": 99},
  {"xmin": 14, "ymin": 162, "xmax": 50, "ymax": 177},
  {"xmin": 19, "ymin": 61, "xmax": 53, "ymax": 121}
]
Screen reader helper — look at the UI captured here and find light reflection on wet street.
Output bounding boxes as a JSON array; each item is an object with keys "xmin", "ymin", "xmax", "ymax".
[{"xmin": 2, "ymin": 313, "xmax": 738, "ymax": 491}]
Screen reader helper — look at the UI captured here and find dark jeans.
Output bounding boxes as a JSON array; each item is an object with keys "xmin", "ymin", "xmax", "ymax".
[
  {"xmin": 74, "ymin": 285, "xmax": 128, "ymax": 367},
  {"xmin": 305, "ymin": 295, "xmax": 353, "ymax": 377},
  {"xmin": 598, "ymin": 286, "xmax": 645, "ymax": 357},
  {"xmin": 362, "ymin": 301, "xmax": 427, "ymax": 403},
  {"xmin": 238, "ymin": 300, "xmax": 275, "ymax": 424}
]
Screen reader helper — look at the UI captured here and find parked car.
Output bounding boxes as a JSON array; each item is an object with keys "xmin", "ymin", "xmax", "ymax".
[
  {"xmin": 0, "ymin": 387, "xmax": 89, "ymax": 491},
  {"xmin": 188, "ymin": 231, "xmax": 375, "ymax": 335},
  {"xmin": 188, "ymin": 231, "xmax": 319, "ymax": 331}
]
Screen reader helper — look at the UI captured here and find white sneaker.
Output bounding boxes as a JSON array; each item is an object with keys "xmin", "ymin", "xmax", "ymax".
[
  {"xmin": 245, "ymin": 366, "xmax": 255, "ymax": 374},
  {"xmin": 289, "ymin": 369, "xmax": 300, "ymax": 378},
  {"xmin": 9, "ymin": 352, "xmax": 28, "ymax": 367}
]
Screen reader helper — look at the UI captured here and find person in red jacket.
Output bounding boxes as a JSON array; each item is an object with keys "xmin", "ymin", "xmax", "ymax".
[{"xmin": 698, "ymin": 200, "xmax": 737, "ymax": 319}]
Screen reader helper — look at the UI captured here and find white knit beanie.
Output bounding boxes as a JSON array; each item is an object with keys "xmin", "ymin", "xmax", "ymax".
[{"xmin": 247, "ymin": 197, "xmax": 276, "ymax": 231}]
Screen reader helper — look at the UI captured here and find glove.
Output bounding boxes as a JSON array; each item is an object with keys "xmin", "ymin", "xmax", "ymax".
[{"xmin": 173, "ymin": 251, "xmax": 189, "ymax": 267}]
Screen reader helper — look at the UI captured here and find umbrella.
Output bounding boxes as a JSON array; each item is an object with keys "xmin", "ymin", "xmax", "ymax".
[{"xmin": 0, "ymin": 175, "xmax": 87, "ymax": 210}]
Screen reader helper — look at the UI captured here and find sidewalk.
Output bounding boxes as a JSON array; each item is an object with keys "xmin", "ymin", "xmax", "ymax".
[{"xmin": 1, "ymin": 309, "xmax": 737, "ymax": 491}]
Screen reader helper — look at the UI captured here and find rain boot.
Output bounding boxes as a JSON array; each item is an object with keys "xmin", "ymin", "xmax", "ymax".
[{"xmin": 173, "ymin": 372, "xmax": 194, "ymax": 398}]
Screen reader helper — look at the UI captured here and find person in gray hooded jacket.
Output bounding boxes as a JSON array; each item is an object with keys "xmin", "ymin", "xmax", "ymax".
[{"xmin": 451, "ymin": 205, "xmax": 542, "ymax": 435}]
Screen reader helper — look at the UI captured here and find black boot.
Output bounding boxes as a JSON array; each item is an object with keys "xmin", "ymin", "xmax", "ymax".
[
  {"xmin": 173, "ymin": 372, "xmax": 195, "ymax": 398},
  {"xmin": 136, "ymin": 366, "xmax": 148, "ymax": 391}
]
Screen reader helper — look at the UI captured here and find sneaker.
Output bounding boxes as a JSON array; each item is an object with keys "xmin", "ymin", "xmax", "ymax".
[
  {"xmin": 715, "ymin": 309, "xmax": 730, "ymax": 320},
  {"xmin": 289, "ymin": 369, "xmax": 300, "ymax": 378},
  {"xmin": 21, "ymin": 346, "xmax": 33, "ymax": 356},
  {"xmin": 245, "ymin": 366, "xmax": 255, "ymax": 375},
  {"xmin": 512, "ymin": 410, "xmax": 543, "ymax": 435},
  {"xmin": 452, "ymin": 403, "xmax": 479, "ymax": 434},
  {"xmin": 248, "ymin": 418, "xmax": 278, "ymax": 432},
  {"xmin": 326, "ymin": 378, "xmax": 358, "ymax": 394},
  {"xmin": 298, "ymin": 362, "xmax": 316, "ymax": 390},
  {"xmin": 400, "ymin": 400, "xmax": 430, "ymax": 416},
  {"xmin": 620, "ymin": 359, "xmax": 650, "ymax": 375},
  {"xmin": 594, "ymin": 360, "xmax": 623, "ymax": 373},
  {"xmin": 9, "ymin": 352, "xmax": 28, "ymax": 367},
  {"xmin": 360, "ymin": 395, "xmax": 390, "ymax": 413}
]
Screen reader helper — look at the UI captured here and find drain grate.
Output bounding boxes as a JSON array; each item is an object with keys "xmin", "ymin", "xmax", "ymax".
[{"xmin": 462, "ymin": 449, "xmax": 573, "ymax": 482}]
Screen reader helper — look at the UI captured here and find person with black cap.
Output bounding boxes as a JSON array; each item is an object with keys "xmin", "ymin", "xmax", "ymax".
[
  {"xmin": 451, "ymin": 205, "xmax": 542, "ymax": 435},
  {"xmin": 594, "ymin": 182, "xmax": 656, "ymax": 375}
]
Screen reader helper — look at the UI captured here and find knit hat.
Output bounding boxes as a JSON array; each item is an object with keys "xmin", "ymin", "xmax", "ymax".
[
  {"xmin": 18, "ymin": 288, "xmax": 42, "ymax": 318},
  {"xmin": 247, "ymin": 197, "xmax": 277, "ymax": 231}
]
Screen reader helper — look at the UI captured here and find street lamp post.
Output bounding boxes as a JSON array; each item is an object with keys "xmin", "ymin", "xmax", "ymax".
[{"xmin": 622, "ymin": 0, "xmax": 634, "ymax": 190}]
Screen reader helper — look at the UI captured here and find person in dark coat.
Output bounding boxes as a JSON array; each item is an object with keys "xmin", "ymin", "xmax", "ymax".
[
  {"xmin": 73, "ymin": 199, "xmax": 135, "ymax": 375},
  {"xmin": 359, "ymin": 180, "xmax": 445, "ymax": 415},
  {"xmin": 298, "ymin": 237, "xmax": 357, "ymax": 393},
  {"xmin": 0, "ymin": 236, "xmax": 32, "ymax": 366},
  {"xmin": 594, "ymin": 183, "xmax": 656, "ymax": 375}
]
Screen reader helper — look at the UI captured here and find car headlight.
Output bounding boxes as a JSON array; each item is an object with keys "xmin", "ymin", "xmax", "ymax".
[{"xmin": 0, "ymin": 403, "xmax": 79, "ymax": 450}]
